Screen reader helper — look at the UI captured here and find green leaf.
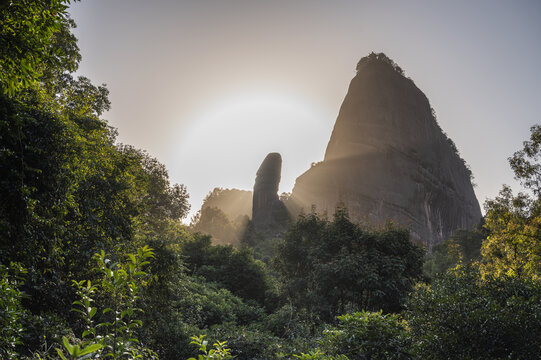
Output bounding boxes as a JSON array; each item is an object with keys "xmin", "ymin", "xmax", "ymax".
[
  {"xmin": 71, "ymin": 308, "xmax": 85, "ymax": 316},
  {"xmin": 55, "ymin": 348, "xmax": 68, "ymax": 360},
  {"xmin": 62, "ymin": 336, "xmax": 73, "ymax": 353},
  {"xmin": 78, "ymin": 343, "xmax": 103, "ymax": 356}
]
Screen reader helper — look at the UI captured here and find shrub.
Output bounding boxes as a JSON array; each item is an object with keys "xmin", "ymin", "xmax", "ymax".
[
  {"xmin": 406, "ymin": 265, "xmax": 541, "ymax": 359},
  {"xmin": 317, "ymin": 311, "xmax": 412, "ymax": 360},
  {"xmin": 0, "ymin": 262, "xmax": 28, "ymax": 359}
]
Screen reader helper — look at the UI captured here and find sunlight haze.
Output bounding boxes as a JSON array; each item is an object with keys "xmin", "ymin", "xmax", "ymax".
[
  {"xmin": 172, "ymin": 89, "xmax": 333, "ymax": 214},
  {"xmin": 68, "ymin": 0, "xmax": 541, "ymax": 220}
]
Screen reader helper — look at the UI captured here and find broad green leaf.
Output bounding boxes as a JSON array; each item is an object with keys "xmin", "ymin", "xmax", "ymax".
[
  {"xmin": 55, "ymin": 348, "xmax": 68, "ymax": 360},
  {"xmin": 78, "ymin": 343, "xmax": 103, "ymax": 356},
  {"xmin": 62, "ymin": 336, "xmax": 73, "ymax": 353}
]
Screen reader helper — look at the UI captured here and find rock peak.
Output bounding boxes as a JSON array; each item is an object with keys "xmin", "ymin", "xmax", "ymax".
[
  {"xmin": 291, "ymin": 54, "xmax": 481, "ymax": 248},
  {"xmin": 254, "ymin": 153, "xmax": 282, "ymax": 192},
  {"xmin": 252, "ymin": 152, "xmax": 283, "ymax": 229}
]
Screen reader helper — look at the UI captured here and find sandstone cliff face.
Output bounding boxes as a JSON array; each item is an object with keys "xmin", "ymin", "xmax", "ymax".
[
  {"xmin": 252, "ymin": 152, "xmax": 287, "ymax": 230},
  {"xmin": 290, "ymin": 53, "xmax": 482, "ymax": 249}
]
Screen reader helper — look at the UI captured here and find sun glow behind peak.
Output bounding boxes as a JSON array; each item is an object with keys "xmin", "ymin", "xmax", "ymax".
[{"xmin": 170, "ymin": 89, "xmax": 334, "ymax": 220}]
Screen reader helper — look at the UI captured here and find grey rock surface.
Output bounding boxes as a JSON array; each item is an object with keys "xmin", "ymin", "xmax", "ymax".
[
  {"xmin": 252, "ymin": 152, "xmax": 284, "ymax": 230},
  {"xmin": 289, "ymin": 53, "xmax": 482, "ymax": 249}
]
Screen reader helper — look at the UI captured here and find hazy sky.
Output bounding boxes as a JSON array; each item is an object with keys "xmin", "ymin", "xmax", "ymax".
[{"xmin": 68, "ymin": 0, "xmax": 541, "ymax": 221}]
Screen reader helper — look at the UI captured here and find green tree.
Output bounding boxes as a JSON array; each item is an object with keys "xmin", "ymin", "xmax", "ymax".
[
  {"xmin": 57, "ymin": 246, "xmax": 158, "ymax": 359},
  {"xmin": 315, "ymin": 311, "xmax": 411, "ymax": 360},
  {"xmin": 205, "ymin": 325, "xmax": 280, "ymax": 360},
  {"xmin": 0, "ymin": 5, "xmax": 193, "ymax": 355},
  {"xmin": 423, "ymin": 227, "xmax": 486, "ymax": 279},
  {"xmin": 180, "ymin": 234, "xmax": 271, "ymax": 307},
  {"xmin": 482, "ymin": 186, "xmax": 541, "ymax": 280},
  {"xmin": 274, "ymin": 208, "xmax": 424, "ymax": 321},
  {"xmin": 191, "ymin": 207, "xmax": 238, "ymax": 245},
  {"xmin": 293, "ymin": 351, "xmax": 348, "ymax": 360},
  {"xmin": 406, "ymin": 265, "xmax": 541, "ymax": 360},
  {"xmin": 135, "ymin": 229, "xmax": 271, "ymax": 360},
  {"xmin": 482, "ymin": 125, "xmax": 541, "ymax": 280},
  {"xmin": 509, "ymin": 124, "xmax": 541, "ymax": 195},
  {"xmin": 0, "ymin": 262, "xmax": 28, "ymax": 359},
  {"xmin": 0, "ymin": 0, "xmax": 79, "ymax": 95},
  {"xmin": 188, "ymin": 335, "xmax": 233, "ymax": 360}
]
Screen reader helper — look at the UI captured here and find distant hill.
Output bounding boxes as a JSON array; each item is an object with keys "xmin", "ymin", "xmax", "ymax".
[
  {"xmin": 190, "ymin": 188, "xmax": 252, "ymax": 245},
  {"xmin": 200, "ymin": 187, "xmax": 252, "ymax": 220}
]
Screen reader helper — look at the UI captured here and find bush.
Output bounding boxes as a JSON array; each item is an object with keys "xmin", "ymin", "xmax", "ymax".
[
  {"xmin": 406, "ymin": 265, "xmax": 541, "ymax": 359},
  {"xmin": 207, "ymin": 325, "xmax": 280, "ymax": 360},
  {"xmin": 0, "ymin": 262, "xmax": 28, "ymax": 359},
  {"xmin": 56, "ymin": 246, "xmax": 158, "ymax": 359},
  {"xmin": 188, "ymin": 335, "xmax": 233, "ymax": 360},
  {"xmin": 264, "ymin": 304, "xmax": 319, "ymax": 340},
  {"xmin": 181, "ymin": 234, "xmax": 272, "ymax": 307},
  {"xmin": 317, "ymin": 311, "xmax": 412, "ymax": 360}
]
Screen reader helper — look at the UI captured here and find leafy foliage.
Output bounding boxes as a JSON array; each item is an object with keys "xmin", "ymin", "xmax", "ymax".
[
  {"xmin": 317, "ymin": 311, "xmax": 411, "ymax": 360},
  {"xmin": 191, "ymin": 207, "xmax": 243, "ymax": 246},
  {"xmin": 291, "ymin": 311, "xmax": 411, "ymax": 360},
  {"xmin": 356, "ymin": 52, "xmax": 404, "ymax": 75},
  {"xmin": 56, "ymin": 336, "xmax": 103, "ymax": 360},
  {"xmin": 509, "ymin": 124, "xmax": 541, "ymax": 195},
  {"xmin": 134, "ymin": 230, "xmax": 270, "ymax": 360},
  {"xmin": 406, "ymin": 265, "xmax": 541, "ymax": 359},
  {"xmin": 0, "ymin": 4, "xmax": 192, "ymax": 356},
  {"xmin": 293, "ymin": 350, "xmax": 348, "ymax": 360},
  {"xmin": 188, "ymin": 335, "xmax": 233, "ymax": 360},
  {"xmin": 482, "ymin": 186, "xmax": 541, "ymax": 280},
  {"xmin": 198, "ymin": 188, "xmax": 252, "ymax": 223},
  {"xmin": 0, "ymin": 0, "xmax": 79, "ymax": 95},
  {"xmin": 206, "ymin": 325, "xmax": 281, "ymax": 360},
  {"xmin": 190, "ymin": 206, "xmax": 249, "ymax": 246},
  {"xmin": 274, "ymin": 208, "xmax": 424, "ymax": 320},
  {"xmin": 0, "ymin": 262, "xmax": 28, "ymax": 359},
  {"xmin": 482, "ymin": 125, "xmax": 541, "ymax": 280},
  {"xmin": 58, "ymin": 246, "xmax": 158, "ymax": 360},
  {"xmin": 423, "ymin": 227, "xmax": 486, "ymax": 279},
  {"xmin": 181, "ymin": 234, "xmax": 272, "ymax": 307}
]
